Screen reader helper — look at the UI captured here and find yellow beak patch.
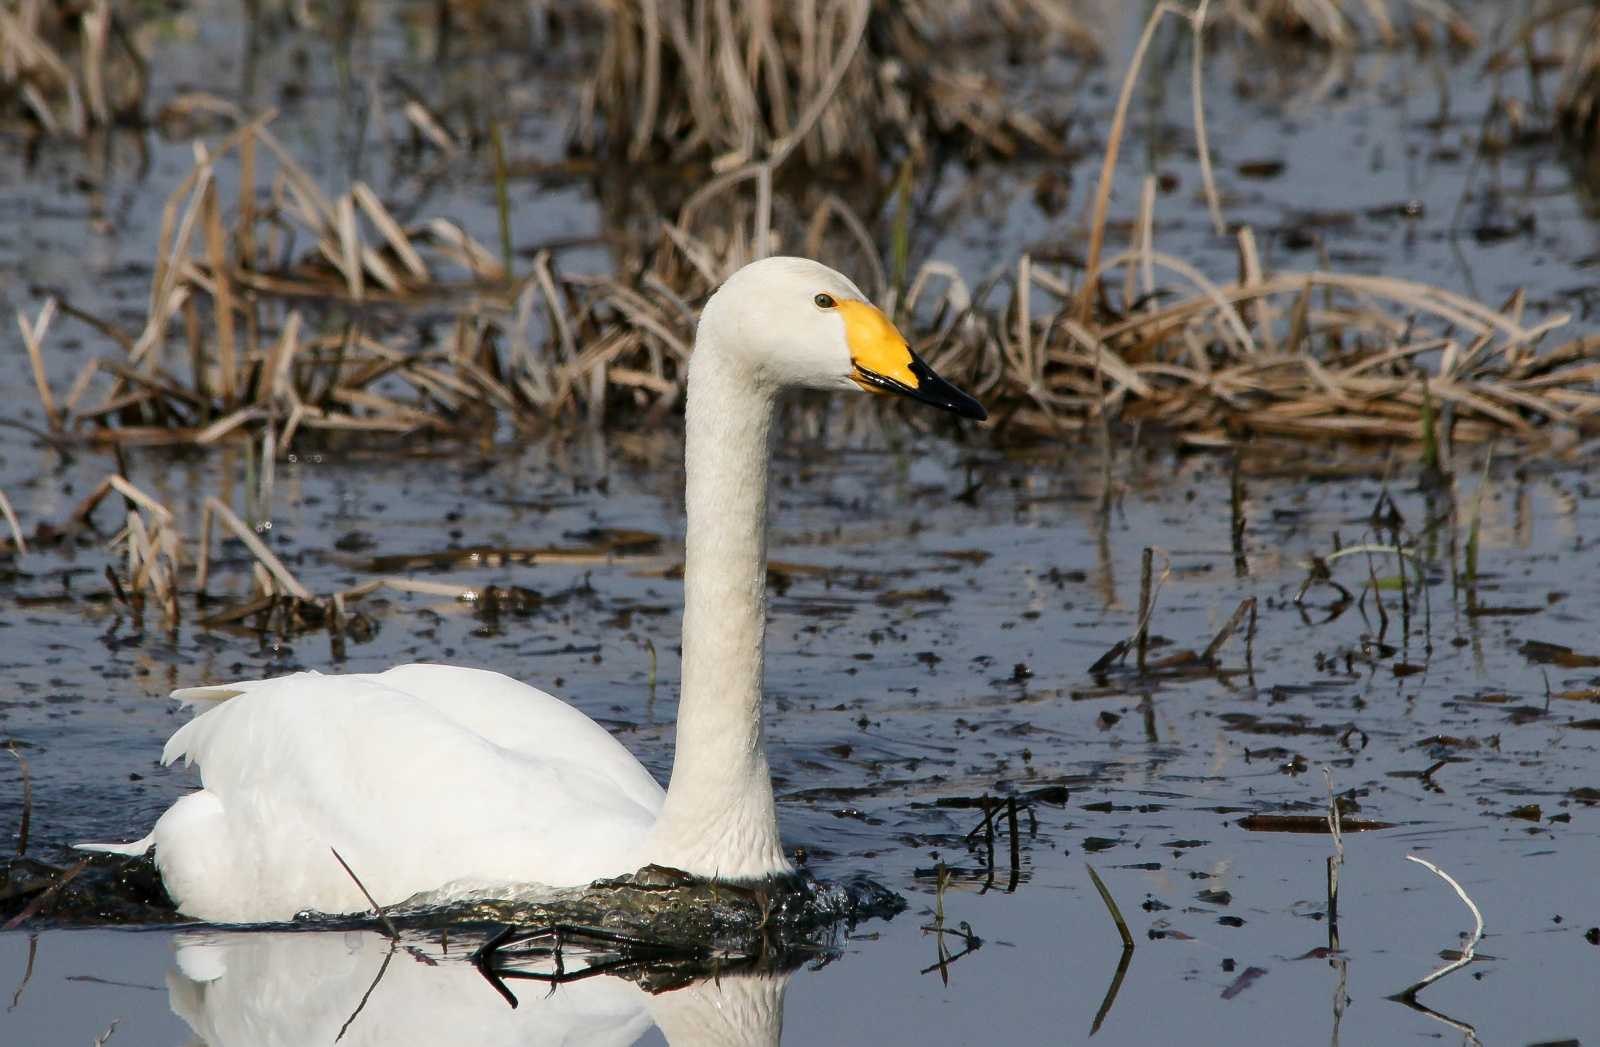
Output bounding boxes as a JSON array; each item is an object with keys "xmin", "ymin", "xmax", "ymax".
[{"xmin": 838, "ymin": 300, "xmax": 917, "ymax": 392}]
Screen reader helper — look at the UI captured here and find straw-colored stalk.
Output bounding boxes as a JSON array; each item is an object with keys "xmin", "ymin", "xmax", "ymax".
[{"xmin": 0, "ymin": 0, "xmax": 146, "ymax": 136}]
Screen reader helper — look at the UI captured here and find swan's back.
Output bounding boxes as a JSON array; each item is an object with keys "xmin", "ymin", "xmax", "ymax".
[{"xmin": 149, "ymin": 666, "xmax": 665, "ymax": 923}]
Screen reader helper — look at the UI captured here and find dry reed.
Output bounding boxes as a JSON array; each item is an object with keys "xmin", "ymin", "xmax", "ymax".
[
  {"xmin": 17, "ymin": 3, "xmax": 1599, "ymax": 453},
  {"xmin": 1212, "ymin": 0, "xmax": 1478, "ymax": 49},
  {"xmin": 0, "ymin": 0, "xmax": 146, "ymax": 136},
  {"xmin": 580, "ymin": 0, "xmax": 1095, "ymax": 167}
]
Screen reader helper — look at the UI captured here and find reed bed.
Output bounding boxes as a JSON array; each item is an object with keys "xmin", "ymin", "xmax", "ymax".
[
  {"xmin": 1545, "ymin": 4, "xmax": 1600, "ymax": 147},
  {"xmin": 943, "ymin": 238, "xmax": 1600, "ymax": 445},
  {"xmin": 0, "ymin": 0, "xmax": 145, "ymax": 136},
  {"xmin": 580, "ymin": 0, "xmax": 1094, "ymax": 167},
  {"xmin": 20, "ymin": 111, "xmax": 706, "ymax": 442},
  {"xmin": 24, "ymin": 104, "xmax": 1600, "ymax": 452},
  {"xmin": 17, "ymin": 0, "xmax": 1598, "ymax": 453},
  {"xmin": 1212, "ymin": 0, "xmax": 1478, "ymax": 49}
]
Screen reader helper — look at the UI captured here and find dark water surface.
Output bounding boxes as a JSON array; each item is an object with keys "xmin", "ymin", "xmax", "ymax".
[
  {"xmin": 3, "ymin": 2, "xmax": 1600, "ymax": 1044},
  {"xmin": 4, "ymin": 434, "xmax": 1600, "ymax": 1044}
]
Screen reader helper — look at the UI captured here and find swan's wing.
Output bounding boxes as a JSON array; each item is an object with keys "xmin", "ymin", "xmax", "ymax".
[
  {"xmin": 153, "ymin": 670, "xmax": 665, "ymax": 921},
  {"xmin": 165, "ymin": 665, "xmax": 665, "ymax": 812},
  {"xmin": 373, "ymin": 663, "xmax": 665, "ymax": 812}
]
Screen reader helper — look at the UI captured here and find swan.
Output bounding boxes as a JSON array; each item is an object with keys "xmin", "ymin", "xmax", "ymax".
[{"xmin": 80, "ymin": 256, "xmax": 985, "ymax": 923}]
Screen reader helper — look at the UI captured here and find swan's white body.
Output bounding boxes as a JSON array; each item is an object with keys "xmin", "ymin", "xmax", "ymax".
[
  {"xmin": 139, "ymin": 666, "xmax": 665, "ymax": 921},
  {"xmin": 82, "ymin": 256, "xmax": 984, "ymax": 923}
]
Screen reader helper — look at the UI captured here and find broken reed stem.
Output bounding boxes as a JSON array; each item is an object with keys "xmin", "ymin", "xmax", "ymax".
[
  {"xmin": 1463, "ymin": 444, "xmax": 1494, "ymax": 583},
  {"xmin": 0, "ymin": 485, "xmax": 26, "ymax": 564},
  {"xmin": 7, "ymin": 738, "xmax": 31, "ymax": 858},
  {"xmin": 1, "ymin": 858, "xmax": 89, "ymax": 932},
  {"xmin": 1200, "ymin": 596, "xmax": 1255, "ymax": 664},
  {"xmin": 890, "ymin": 156, "xmax": 913, "ymax": 313},
  {"xmin": 1419, "ymin": 377, "xmax": 1440, "ymax": 474},
  {"xmin": 1245, "ymin": 594, "xmax": 1256, "ymax": 672},
  {"xmin": 1130, "ymin": 547, "xmax": 1171, "ymax": 673},
  {"xmin": 1324, "ymin": 765, "xmax": 1344, "ymax": 946},
  {"xmin": 1364, "ymin": 546, "xmax": 1389, "ymax": 639},
  {"xmin": 1078, "ymin": 1, "xmax": 1207, "ymax": 321},
  {"xmin": 1085, "ymin": 863, "xmax": 1133, "ymax": 948},
  {"xmin": 1395, "ymin": 854, "xmax": 1485, "ymax": 1000},
  {"xmin": 1077, "ymin": 4, "xmax": 1171, "ymax": 322},
  {"xmin": 1094, "ymin": 344, "xmax": 1113, "ymax": 513},
  {"xmin": 1189, "ymin": 0, "xmax": 1224, "ymax": 237},
  {"xmin": 330, "ymin": 847, "xmax": 400, "ymax": 940},
  {"xmin": 204, "ymin": 497, "xmax": 313, "ymax": 599},
  {"xmin": 1136, "ymin": 547, "xmax": 1154, "ymax": 671},
  {"xmin": 491, "ymin": 120, "xmax": 513, "ymax": 278},
  {"xmin": 1230, "ymin": 457, "xmax": 1245, "ymax": 574},
  {"xmin": 329, "ymin": 591, "xmax": 347, "ymax": 661},
  {"xmin": 17, "ymin": 300, "xmax": 60, "ymax": 431},
  {"xmin": 195, "ymin": 499, "xmax": 214, "ymax": 599}
]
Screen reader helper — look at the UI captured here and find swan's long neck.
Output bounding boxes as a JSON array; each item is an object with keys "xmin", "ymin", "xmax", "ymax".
[{"xmin": 638, "ymin": 340, "xmax": 790, "ymax": 880}]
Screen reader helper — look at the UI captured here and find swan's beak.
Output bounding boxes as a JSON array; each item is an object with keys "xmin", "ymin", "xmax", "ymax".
[{"xmin": 839, "ymin": 301, "xmax": 987, "ymax": 421}]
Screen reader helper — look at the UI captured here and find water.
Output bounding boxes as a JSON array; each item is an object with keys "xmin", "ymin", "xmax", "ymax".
[{"xmin": 4, "ymin": 3, "xmax": 1600, "ymax": 1043}]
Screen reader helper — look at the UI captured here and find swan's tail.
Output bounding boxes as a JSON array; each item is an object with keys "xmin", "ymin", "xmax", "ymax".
[{"xmin": 73, "ymin": 833, "xmax": 154, "ymax": 856}]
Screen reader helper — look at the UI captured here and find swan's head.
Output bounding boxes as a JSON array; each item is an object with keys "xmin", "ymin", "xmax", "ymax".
[{"xmin": 698, "ymin": 257, "xmax": 987, "ymax": 420}]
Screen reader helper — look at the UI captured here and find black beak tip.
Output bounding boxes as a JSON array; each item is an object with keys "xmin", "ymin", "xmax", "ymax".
[
  {"xmin": 952, "ymin": 396, "xmax": 988, "ymax": 422},
  {"xmin": 907, "ymin": 354, "xmax": 987, "ymax": 422}
]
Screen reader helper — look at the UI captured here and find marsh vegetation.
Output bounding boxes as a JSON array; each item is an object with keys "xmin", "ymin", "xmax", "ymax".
[{"xmin": 3, "ymin": 1, "xmax": 1600, "ymax": 1044}]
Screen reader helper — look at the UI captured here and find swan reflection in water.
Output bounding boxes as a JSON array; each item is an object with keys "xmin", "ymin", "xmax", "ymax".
[{"xmin": 167, "ymin": 930, "xmax": 787, "ymax": 1047}]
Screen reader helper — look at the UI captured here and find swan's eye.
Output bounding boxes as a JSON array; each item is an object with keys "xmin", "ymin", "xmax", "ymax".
[{"xmin": 814, "ymin": 293, "xmax": 836, "ymax": 309}]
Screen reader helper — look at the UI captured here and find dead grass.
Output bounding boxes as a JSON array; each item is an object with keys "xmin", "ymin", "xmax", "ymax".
[
  {"xmin": 24, "ymin": 98, "xmax": 1600, "ymax": 454},
  {"xmin": 945, "ymin": 243, "xmax": 1600, "ymax": 445},
  {"xmin": 1548, "ymin": 6, "xmax": 1600, "ymax": 147},
  {"xmin": 21, "ymin": 110, "xmax": 692, "ymax": 442},
  {"xmin": 0, "ymin": 0, "xmax": 146, "ymax": 136},
  {"xmin": 1212, "ymin": 0, "xmax": 1478, "ymax": 49},
  {"xmin": 16, "ymin": 2, "xmax": 1599, "ymax": 454},
  {"xmin": 580, "ymin": 0, "xmax": 1096, "ymax": 168}
]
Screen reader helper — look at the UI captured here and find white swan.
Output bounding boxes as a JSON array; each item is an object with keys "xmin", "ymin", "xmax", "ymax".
[{"xmin": 81, "ymin": 256, "xmax": 985, "ymax": 923}]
